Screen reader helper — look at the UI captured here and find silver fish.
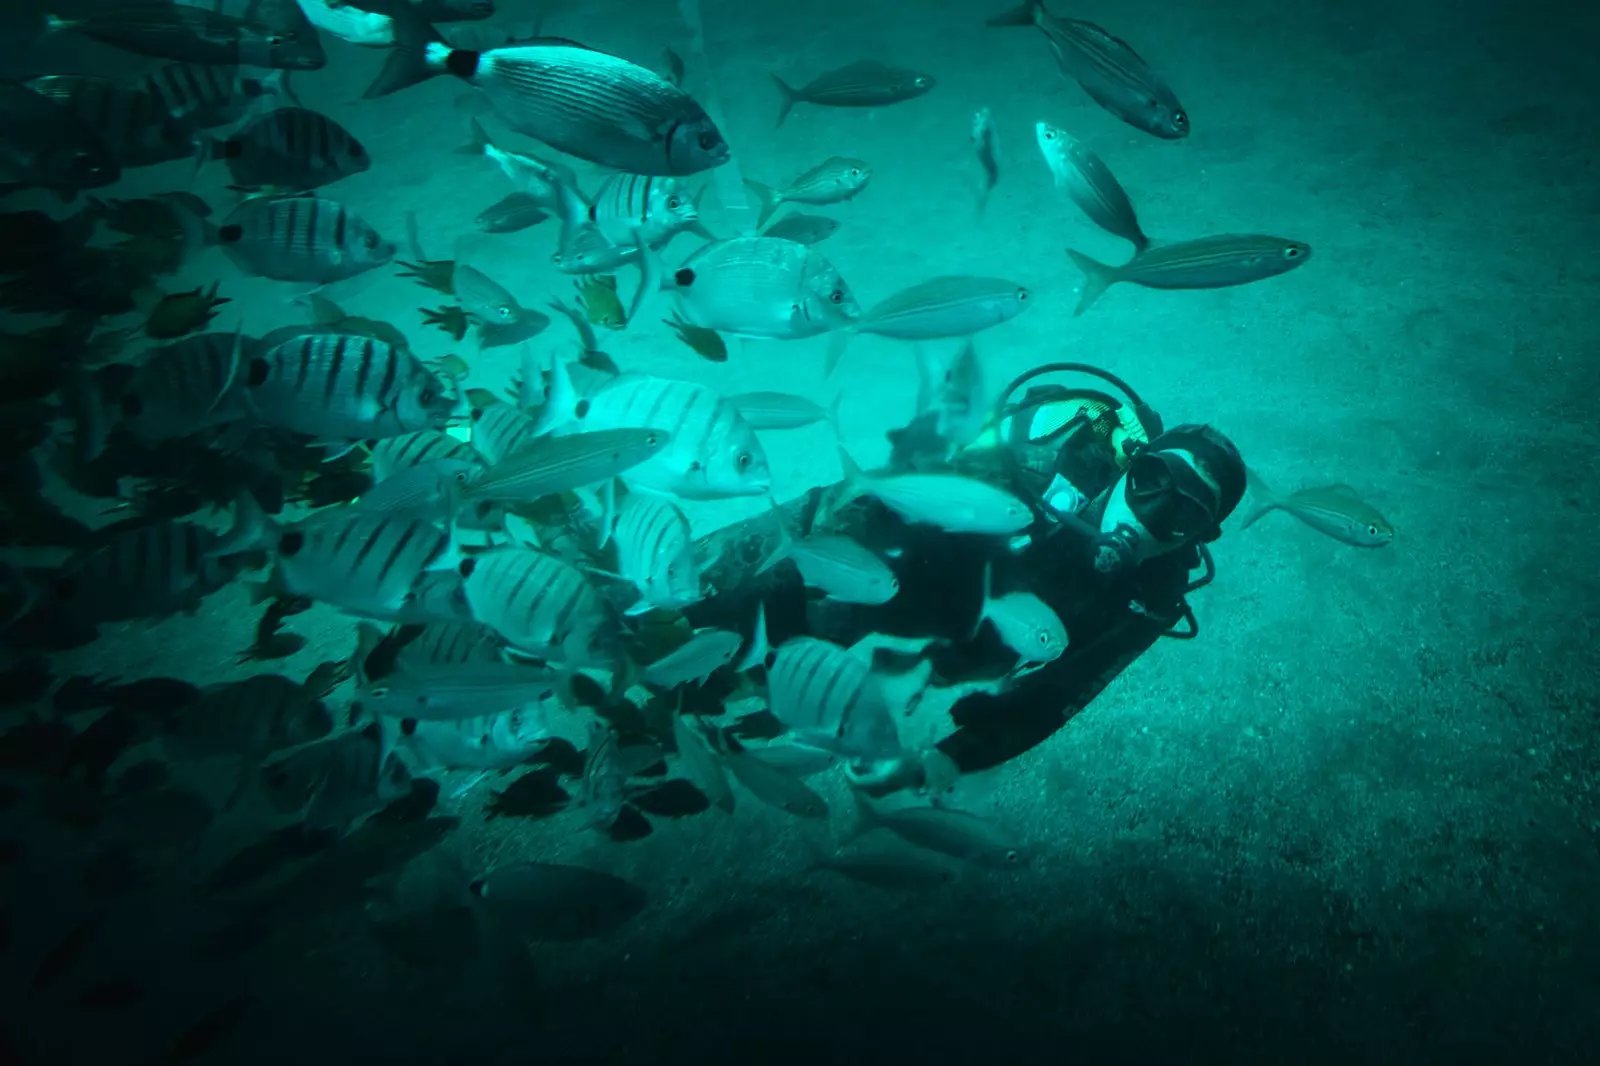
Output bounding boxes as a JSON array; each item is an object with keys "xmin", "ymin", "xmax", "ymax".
[
  {"xmin": 117, "ymin": 332, "xmax": 251, "ymax": 441},
  {"xmin": 744, "ymin": 742, "xmax": 836, "ymax": 778},
  {"xmin": 610, "ymin": 493, "xmax": 700, "ymax": 614},
  {"xmin": 458, "ymin": 119, "xmax": 574, "ymax": 211},
  {"xmin": 729, "ymin": 391, "xmax": 839, "ymax": 432},
  {"xmin": 573, "ymin": 374, "xmax": 770, "ymax": 499},
  {"xmin": 1034, "ymin": 122, "xmax": 1146, "ymax": 250},
  {"xmin": 248, "ymin": 333, "xmax": 453, "ymax": 441},
  {"xmin": 44, "ymin": 4, "xmax": 326, "ymax": 69},
  {"xmin": 23, "ymin": 75, "xmax": 197, "ymax": 168},
  {"xmin": 458, "ymin": 547, "xmax": 612, "ymax": 664},
  {"xmin": 759, "ymin": 213, "xmax": 839, "ymax": 245},
  {"xmin": 672, "ymin": 714, "xmax": 732, "ymax": 813},
  {"xmin": 204, "ymin": 107, "xmax": 370, "ymax": 190},
  {"xmin": 269, "ymin": 509, "xmax": 457, "ymax": 619},
  {"xmin": 1241, "ymin": 470, "xmax": 1394, "ymax": 548},
  {"xmin": 369, "ymin": 430, "xmax": 477, "ymax": 482},
  {"xmin": 915, "ymin": 339, "xmax": 987, "ymax": 449},
  {"xmin": 216, "ymin": 195, "xmax": 395, "ymax": 284},
  {"xmin": 453, "ymin": 264, "xmax": 550, "ymax": 349},
  {"xmin": 556, "ymin": 170, "xmax": 699, "ymax": 249},
  {"xmin": 469, "ymin": 402, "xmax": 541, "ymax": 466},
  {"xmin": 386, "ymin": 701, "xmax": 554, "ymax": 771},
  {"xmin": 461, "ymin": 427, "xmax": 671, "ymax": 504},
  {"xmin": 771, "ymin": 60, "xmax": 935, "ymax": 126},
  {"xmin": 838, "ymin": 445, "xmax": 1033, "ymax": 535},
  {"xmin": 136, "ymin": 62, "xmax": 291, "ymax": 129},
  {"xmin": 989, "ymin": 0, "xmax": 1187, "ymax": 139},
  {"xmin": 854, "ymin": 276, "xmax": 1032, "ymax": 342},
  {"xmin": 355, "ymin": 459, "xmax": 479, "ymax": 518},
  {"xmin": 641, "ymin": 629, "xmax": 742, "ymax": 688},
  {"xmin": 476, "ymin": 192, "xmax": 549, "ymax": 233},
  {"xmin": 811, "ymin": 844, "xmax": 958, "ymax": 890},
  {"xmin": 972, "ymin": 108, "xmax": 1000, "ymax": 214},
  {"xmin": 721, "ymin": 749, "xmax": 829, "ymax": 818},
  {"xmin": 1066, "ymin": 235, "xmax": 1312, "ymax": 316},
  {"xmin": 259, "ymin": 726, "xmax": 411, "ymax": 833},
  {"xmin": 373, "ymin": 37, "xmax": 730, "ymax": 175},
  {"xmin": 766, "ymin": 636, "xmax": 901, "ymax": 760},
  {"xmin": 744, "ymin": 157, "xmax": 871, "ymax": 229},
  {"xmin": 357, "ymin": 661, "xmax": 558, "ymax": 722},
  {"xmin": 662, "ymin": 236, "xmax": 859, "ymax": 341},
  {"xmin": 761, "ymin": 526, "xmax": 899, "ymax": 606},
  {"xmin": 973, "ymin": 561, "xmax": 1066, "ymax": 667},
  {"xmin": 847, "ymin": 789, "xmax": 1021, "ymax": 864},
  {"xmin": 579, "ymin": 721, "xmax": 627, "ymax": 831}
]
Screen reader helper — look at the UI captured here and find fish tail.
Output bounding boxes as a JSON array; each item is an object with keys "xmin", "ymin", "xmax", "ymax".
[
  {"xmin": 985, "ymin": 0, "xmax": 1040, "ymax": 28},
  {"xmin": 771, "ymin": 73, "xmax": 798, "ymax": 127},
  {"xmin": 454, "ymin": 117, "xmax": 492, "ymax": 157},
  {"xmin": 744, "ymin": 179, "xmax": 782, "ymax": 229},
  {"xmin": 1239, "ymin": 468, "xmax": 1280, "ymax": 530},
  {"xmin": 755, "ymin": 499, "xmax": 794, "ymax": 576},
  {"xmin": 841, "ymin": 787, "xmax": 880, "ymax": 844},
  {"xmin": 823, "ymin": 391, "xmax": 844, "ymax": 437},
  {"xmin": 823, "ymin": 329, "xmax": 853, "ymax": 378},
  {"xmin": 362, "ymin": 12, "xmax": 447, "ymax": 100},
  {"xmin": 626, "ymin": 228, "xmax": 660, "ymax": 327},
  {"xmin": 1064, "ymin": 248, "xmax": 1116, "ymax": 316},
  {"xmin": 834, "ymin": 444, "xmax": 867, "ymax": 508},
  {"xmin": 969, "ymin": 560, "xmax": 993, "ymax": 640}
]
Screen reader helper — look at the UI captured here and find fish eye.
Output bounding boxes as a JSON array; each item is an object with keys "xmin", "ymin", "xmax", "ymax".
[
  {"xmin": 1037, "ymin": 632, "xmax": 1051, "ymax": 645},
  {"xmin": 1283, "ymin": 245, "xmax": 1303, "ymax": 259},
  {"xmin": 350, "ymin": 143, "xmax": 366, "ymax": 158},
  {"xmin": 1367, "ymin": 524, "xmax": 1380, "ymax": 536},
  {"xmin": 829, "ymin": 289, "xmax": 844, "ymax": 304},
  {"xmin": 667, "ymin": 195, "xmax": 682, "ymax": 209},
  {"xmin": 1043, "ymin": 129, "xmax": 1057, "ymax": 141},
  {"xmin": 1017, "ymin": 288, "xmax": 1031, "ymax": 301},
  {"xmin": 1173, "ymin": 111, "xmax": 1189, "ymax": 129},
  {"xmin": 418, "ymin": 387, "xmax": 435, "ymax": 405},
  {"xmin": 736, "ymin": 452, "xmax": 753, "ymax": 471},
  {"xmin": 697, "ymin": 130, "xmax": 718, "ymax": 150}
]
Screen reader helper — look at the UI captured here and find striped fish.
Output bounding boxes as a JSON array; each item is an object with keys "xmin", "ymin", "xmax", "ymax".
[
  {"xmin": 386, "ymin": 701, "xmax": 554, "ymax": 772},
  {"xmin": 611, "ymin": 494, "xmax": 700, "ymax": 614},
  {"xmin": 259, "ymin": 726, "xmax": 411, "ymax": 832},
  {"xmin": 370, "ymin": 430, "xmax": 477, "ymax": 482},
  {"xmin": 729, "ymin": 391, "xmax": 840, "ymax": 432},
  {"xmin": 1034, "ymin": 122, "xmax": 1147, "ymax": 250},
  {"xmin": 556, "ymin": 171, "xmax": 699, "ymax": 249},
  {"xmin": 354, "ymin": 458, "xmax": 478, "ymax": 518},
  {"xmin": 370, "ymin": 38, "xmax": 731, "ymax": 176},
  {"xmin": 169, "ymin": 673, "xmax": 332, "ymax": 760},
  {"xmin": 459, "ymin": 547, "xmax": 612, "ymax": 664},
  {"xmin": 204, "ymin": 106, "xmax": 370, "ymax": 190},
  {"xmin": 49, "ymin": 516, "xmax": 257, "ymax": 625},
  {"xmin": 135, "ymin": 61, "xmax": 288, "ymax": 129},
  {"xmin": 43, "ymin": 4, "xmax": 326, "ymax": 69},
  {"xmin": 22, "ymin": 75, "xmax": 197, "ymax": 168},
  {"xmin": 216, "ymin": 194, "xmax": 395, "ymax": 283},
  {"xmin": 641, "ymin": 628, "xmax": 742, "ymax": 688},
  {"xmin": 1066, "ymin": 234, "xmax": 1313, "ymax": 316},
  {"xmin": 771, "ymin": 60, "xmax": 935, "ymax": 127},
  {"xmin": 469, "ymin": 402, "xmax": 541, "ymax": 465},
  {"xmin": 766, "ymin": 637, "xmax": 901, "ymax": 760},
  {"xmin": 743, "ymin": 157, "xmax": 871, "ymax": 229},
  {"xmin": 855, "ymin": 276, "xmax": 1032, "ymax": 341},
  {"xmin": 988, "ymin": 0, "xmax": 1187, "ymax": 139},
  {"xmin": 476, "ymin": 192, "xmax": 549, "ymax": 233},
  {"xmin": 663, "ymin": 236, "xmax": 859, "ymax": 341},
  {"xmin": 394, "ymin": 621, "xmax": 506, "ymax": 672},
  {"xmin": 573, "ymin": 374, "xmax": 771, "ymax": 500},
  {"xmin": 117, "ymin": 332, "xmax": 252, "ymax": 441},
  {"xmin": 248, "ymin": 332, "xmax": 453, "ymax": 441},
  {"xmin": 357, "ymin": 661, "xmax": 558, "ymax": 722},
  {"xmin": 461, "ymin": 428, "xmax": 671, "ymax": 505},
  {"xmin": 270, "ymin": 508, "xmax": 457, "ymax": 619}
]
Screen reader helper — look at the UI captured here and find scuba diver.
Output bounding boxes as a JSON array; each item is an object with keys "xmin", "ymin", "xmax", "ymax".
[{"xmin": 684, "ymin": 360, "xmax": 1247, "ymax": 778}]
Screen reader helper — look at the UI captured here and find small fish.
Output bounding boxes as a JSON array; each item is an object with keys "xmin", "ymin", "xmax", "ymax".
[
  {"xmin": 766, "ymin": 636, "xmax": 900, "ymax": 760},
  {"xmin": 353, "ymin": 458, "xmax": 477, "ymax": 518},
  {"xmin": 117, "ymin": 332, "xmax": 252, "ymax": 441},
  {"xmin": 837, "ymin": 444, "xmax": 1033, "ymax": 535},
  {"xmin": 760, "ymin": 517, "xmax": 899, "ymax": 606},
  {"xmin": 658, "ymin": 236, "xmax": 859, "ymax": 341},
  {"xmin": 988, "ymin": 0, "xmax": 1187, "ymax": 139},
  {"xmin": 744, "ymin": 157, "xmax": 872, "ymax": 228},
  {"xmin": 397, "ymin": 256, "xmax": 455, "ymax": 296},
  {"xmin": 166, "ymin": 674, "xmax": 333, "ymax": 766},
  {"xmin": 578, "ymin": 721, "xmax": 627, "ymax": 831},
  {"xmin": 467, "ymin": 860, "xmax": 645, "ymax": 940},
  {"xmin": 729, "ymin": 391, "xmax": 839, "ymax": 432},
  {"xmin": 772, "ymin": 60, "xmax": 935, "ymax": 126},
  {"xmin": 571, "ymin": 274, "xmax": 626, "ymax": 330},
  {"xmin": 556, "ymin": 170, "xmax": 700, "ymax": 249},
  {"xmin": 266, "ymin": 509, "xmax": 457, "ymax": 620},
  {"xmin": 201, "ymin": 106, "xmax": 370, "ymax": 191},
  {"xmin": 664, "ymin": 315, "xmax": 726, "ymax": 362},
  {"xmin": 369, "ymin": 38, "xmax": 730, "ymax": 175},
  {"xmin": 744, "ymin": 742, "xmax": 835, "ymax": 778},
  {"xmin": 0, "ymin": 83, "xmax": 121, "ymax": 197},
  {"xmin": 454, "ymin": 264, "xmax": 550, "ymax": 349},
  {"xmin": 357, "ymin": 662, "xmax": 557, "ymax": 722},
  {"xmin": 43, "ymin": 5, "xmax": 325, "ymax": 69},
  {"xmin": 386, "ymin": 701, "xmax": 554, "ymax": 771},
  {"xmin": 611, "ymin": 494, "xmax": 700, "ymax": 614},
  {"xmin": 369, "ymin": 431, "xmax": 477, "ymax": 484},
  {"xmin": 468, "ymin": 402, "xmax": 540, "ymax": 465},
  {"xmin": 456, "ymin": 119, "xmax": 574, "ymax": 212},
  {"xmin": 238, "ymin": 595, "xmax": 310, "ymax": 663},
  {"xmin": 248, "ymin": 333, "xmax": 453, "ymax": 441},
  {"xmin": 972, "ymin": 561, "xmax": 1066, "ymax": 668},
  {"xmin": 642, "ymin": 628, "xmax": 742, "ymax": 688},
  {"xmin": 572, "ymin": 374, "xmax": 770, "ymax": 500},
  {"xmin": 23, "ymin": 75, "xmax": 196, "ymax": 168},
  {"xmin": 1066, "ymin": 234, "xmax": 1312, "ymax": 316},
  {"xmin": 760, "ymin": 212, "xmax": 839, "ymax": 245},
  {"xmin": 461, "ymin": 428, "xmax": 672, "ymax": 505},
  {"xmin": 136, "ymin": 62, "xmax": 292, "ymax": 129},
  {"xmin": 1241, "ymin": 471, "xmax": 1394, "ymax": 547},
  {"xmin": 458, "ymin": 548, "xmax": 615, "ymax": 666},
  {"xmin": 1034, "ymin": 122, "xmax": 1147, "ymax": 250},
  {"xmin": 476, "ymin": 192, "xmax": 550, "ymax": 233},
  {"xmin": 915, "ymin": 338, "xmax": 987, "ymax": 449},
  {"xmin": 672, "ymin": 714, "xmax": 732, "ymax": 812},
  {"xmin": 259, "ymin": 725, "xmax": 412, "ymax": 832},
  {"xmin": 810, "ymin": 843, "xmax": 957, "ymax": 889},
  {"xmin": 852, "ymin": 276, "xmax": 1032, "ymax": 343},
  {"xmin": 721, "ymin": 749, "xmax": 829, "ymax": 818},
  {"xmin": 847, "ymin": 789, "xmax": 1021, "ymax": 864},
  {"xmin": 421, "ymin": 305, "xmax": 470, "ymax": 340},
  {"xmin": 145, "ymin": 282, "xmax": 229, "ymax": 339},
  {"xmin": 215, "ymin": 195, "xmax": 394, "ymax": 284}
]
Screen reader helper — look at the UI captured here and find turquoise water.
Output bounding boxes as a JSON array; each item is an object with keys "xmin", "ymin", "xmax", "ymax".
[{"xmin": 2, "ymin": 0, "xmax": 1598, "ymax": 1062}]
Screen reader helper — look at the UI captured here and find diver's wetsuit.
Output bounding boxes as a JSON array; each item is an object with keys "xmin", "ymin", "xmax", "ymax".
[{"xmin": 684, "ymin": 364, "xmax": 1246, "ymax": 775}]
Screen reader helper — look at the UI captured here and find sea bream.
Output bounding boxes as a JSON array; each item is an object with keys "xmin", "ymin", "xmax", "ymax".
[
  {"xmin": 214, "ymin": 194, "xmax": 395, "ymax": 284},
  {"xmin": 766, "ymin": 636, "xmax": 902, "ymax": 761},
  {"xmin": 198, "ymin": 106, "xmax": 370, "ymax": 191},
  {"xmin": 653, "ymin": 236, "xmax": 860, "ymax": 342},
  {"xmin": 368, "ymin": 34, "xmax": 731, "ymax": 176},
  {"xmin": 22, "ymin": 75, "xmax": 198, "ymax": 169},
  {"xmin": 246, "ymin": 332, "xmax": 454, "ymax": 442},
  {"xmin": 771, "ymin": 60, "xmax": 936, "ymax": 126},
  {"xmin": 460, "ymin": 428, "xmax": 671, "ymax": 506},
  {"xmin": 1034, "ymin": 122, "xmax": 1147, "ymax": 250},
  {"xmin": 263, "ymin": 508, "xmax": 460, "ymax": 620},
  {"xmin": 1065, "ymin": 234, "xmax": 1313, "ymax": 316},
  {"xmin": 569, "ymin": 373, "xmax": 771, "ymax": 500},
  {"xmin": 608, "ymin": 493, "xmax": 700, "ymax": 614},
  {"xmin": 457, "ymin": 547, "xmax": 618, "ymax": 668},
  {"xmin": 43, "ymin": 4, "xmax": 326, "ymax": 69},
  {"xmin": 133, "ymin": 61, "xmax": 292, "ymax": 129},
  {"xmin": 0, "ymin": 82, "xmax": 120, "ymax": 198}
]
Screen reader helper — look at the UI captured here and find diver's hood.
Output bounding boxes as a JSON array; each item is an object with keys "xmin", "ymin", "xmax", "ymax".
[{"xmin": 1120, "ymin": 424, "xmax": 1246, "ymax": 545}]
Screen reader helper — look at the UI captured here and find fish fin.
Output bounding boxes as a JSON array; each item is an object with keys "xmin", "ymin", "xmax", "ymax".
[
  {"xmin": 823, "ymin": 329, "xmax": 852, "ymax": 378},
  {"xmin": 628, "ymin": 228, "xmax": 661, "ymax": 326},
  {"xmin": 550, "ymin": 172, "xmax": 591, "ymax": 231},
  {"xmin": 985, "ymin": 0, "xmax": 1041, "ymax": 27},
  {"xmin": 834, "ymin": 444, "xmax": 867, "ymax": 508},
  {"xmin": 363, "ymin": 13, "xmax": 446, "ymax": 99},
  {"xmin": 770, "ymin": 73, "xmax": 798, "ymax": 127},
  {"xmin": 743, "ymin": 179, "xmax": 782, "ymax": 229},
  {"xmin": 1064, "ymin": 248, "xmax": 1116, "ymax": 316},
  {"xmin": 1240, "ymin": 467, "xmax": 1280, "ymax": 529},
  {"xmin": 454, "ymin": 117, "xmax": 492, "ymax": 156},
  {"xmin": 735, "ymin": 600, "xmax": 769, "ymax": 672},
  {"xmin": 754, "ymin": 499, "xmax": 793, "ymax": 576},
  {"xmin": 1129, "ymin": 228, "xmax": 1152, "ymax": 254},
  {"xmin": 823, "ymin": 391, "xmax": 844, "ymax": 437},
  {"xmin": 595, "ymin": 477, "xmax": 617, "ymax": 549},
  {"xmin": 969, "ymin": 560, "xmax": 993, "ymax": 641},
  {"xmin": 841, "ymin": 786, "xmax": 881, "ymax": 844},
  {"xmin": 209, "ymin": 490, "xmax": 268, "ymax": 558}
]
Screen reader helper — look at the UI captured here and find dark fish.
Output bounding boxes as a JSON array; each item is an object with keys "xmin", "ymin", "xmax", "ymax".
[
  {"xmin": 0, "ymin": 655, "xmax": 52, "ymax": 708},
  {"xmin": 760, "ymin": 212, "xmax": 838, "ymax": 245},
  {"xmin": 988, "ymin": 0, "xmax": 1187, "ymax": 139},
  {"xmin": 483, "ymin": 765, "xmax": 569, "ymax": 819},
  {"xmin": 145, "ymin": 281, "xmax": 229, "ymax": 339},
  {"xmin": 114, "ymin": 758, "xmax": 172, "ymax": 795},
  {"xmin": 82, "ymin": 842, "xmax": 149, "ymax": 898},
  {"xmin": 398, "ymin": 259, "xmax": 456, "ymax": 296},
  {"xmin": 0, "ymin": 82, "xmax": 120, "ymax": 197},
  {"xmin": 247, "ymin": 332, "xmax": 453, "ymax": 440},
  {"xmin": 468, "ymin": 861, "xmax": 645, "ymax": 940},
  {"xmin": 46, "ymin": 515, "xmax": 259, "ymax": 625},
  {"xmin": 369, "ymin": 35, "xmax": 730, "ymax": 176},
  {"xmin": 200, "ymin": 823, "xmax": 335, "ymax": 896},
  {"xmin": 771, "ymin": 60, "xmax": 935, "ymax": 126},
  {"xmin": 204, "ymin": 107, "xmax": 370, "ymax": 191},
  {"xmin": 44, "ymin": 5, "xmax": 326, "ymax": 69},
  {"xmin": 166, "ymin": 997, "xmax": 251, "ymax": 1066},
  {"xmin": 475, "ymin": 191, "xmax": 549, "ymax": 233},
  {"xmin": 77, "ymin": 975, "xmax": 146, "ymax": 1010},
  {"xmin": 972, "ymin": 108, "xmax": 1000, "ymax": 214},
  {"xmin": 215, "ymin": 194, "xmax": 395, "ymax": 283},
  {"xmin": 23, "ymin": 75, "xmax": 197, "ymax": 168},
  {"xmin": 136, "ymin": 62, "xmax": 292, "ymax": 129},
  {"xmin": 1066, "ymin": 234, "xmax": 1312, "ymax": 315},
  {"xmin": 117, "ymin": 331, "xmax": 252, "ymax": 442},
  {"xmin": 166, "ymin": 673, "xmax": 331, "ymax": 763},
  {"xmin": 259, "ymin": 724, "xmax": 412, "ymax": 832},
  {"xmin": 1035, "ymin": 121, "xmax": 1147, "ymax": 250},
  {"xmin": 238, "ymin": 595, "xmax": 310, "ymax": 662},
  {"xmin": 32, "ymin": 918, "xmax": 98, "ymax": 988}
]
